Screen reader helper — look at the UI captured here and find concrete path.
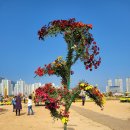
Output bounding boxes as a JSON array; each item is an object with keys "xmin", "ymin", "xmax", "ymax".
[{"xmin": 71, "ymin": 105, "xmax": 130, "ymax": 130}]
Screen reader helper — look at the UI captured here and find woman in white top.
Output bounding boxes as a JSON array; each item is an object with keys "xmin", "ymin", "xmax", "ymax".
[{"xmin": 27, "ymin": 95, "xmax": 34, "ymax": 115}]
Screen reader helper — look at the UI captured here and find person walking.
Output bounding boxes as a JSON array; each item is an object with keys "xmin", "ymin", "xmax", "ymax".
[
  {"xmin": 0, "ymin": 95, "xmax": 3, "ymax": 102},
  {"xmin": 15, "ymin": 94, "xmax": 22, "ymax": 116},
  {"xmin": 12, "ymin": 96, "xmax": 16, "ymax": 112},
  {"xmin": 80, "ymin": 89, "xmax": 86, "ymax": 106},
  {"xmin": 27, "ymin": 95, "xmax": 34, "ymax": 115},
  {"xmin": 23, "ymin": 96, "xmax": 26, "ymax": 104}
]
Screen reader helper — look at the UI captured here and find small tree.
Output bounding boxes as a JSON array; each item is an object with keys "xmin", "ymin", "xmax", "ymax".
[{"xmin": 35, "ymin": 18, "xmax": 103, "ymax": 130}]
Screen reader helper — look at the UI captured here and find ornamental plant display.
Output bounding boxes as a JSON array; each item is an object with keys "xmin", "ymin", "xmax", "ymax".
[
  {"xmin": 34, "ymin": 18, "xmax": 103, "ymax": 130},
  {"xmin": 78, "ymin": 81, "xmax": 105, "ymax": 108},
  {"xmin": 35, "ymin": 83, "xmax": 80, "ymax": 120}
]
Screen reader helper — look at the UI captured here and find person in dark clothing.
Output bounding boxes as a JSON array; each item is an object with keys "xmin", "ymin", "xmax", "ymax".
[
  {"xmin": 81, "ymin": 95, "xmax": 86, "ymax": 106},
  {"xmin": 23, "ymin": 97, "xmax": 26, "ymax": 104},
  {"xmin": 0, "ymin": 95, "xmax": 3, "ymax": 102},
  {"xmin": 15, "ymin": 94, "xmax": 22, "ymax": 116}
]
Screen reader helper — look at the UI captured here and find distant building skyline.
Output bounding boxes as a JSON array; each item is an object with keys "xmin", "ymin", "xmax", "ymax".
[
  {"xmin": 106, "ymin": 77, "xmax": 130, "ymax": 93},
  {"xmin": 1, "ymin": 77, "xmax": 130, "ymax": 96},
  {"xmin": 0, "ymin": 78, "xmax": 57, "ymax": 96}
]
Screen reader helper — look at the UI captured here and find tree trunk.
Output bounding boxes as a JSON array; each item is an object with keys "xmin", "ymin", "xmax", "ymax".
[
  {"xmin": 67, "ymin": 74, "xmax": 70, "ymax": 90},
  {"xmin": 64, "ymin": 123, "xmax": 67, "ymax": 130}
]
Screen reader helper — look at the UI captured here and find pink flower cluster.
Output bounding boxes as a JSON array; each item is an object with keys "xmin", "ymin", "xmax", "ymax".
[
  {"xmin": 35, "ymin": 83, "xmax": 71, "ymax": 118},
  {"xmin": 84, "ymin": 40, "xmax": 101, "ymax": 71}
]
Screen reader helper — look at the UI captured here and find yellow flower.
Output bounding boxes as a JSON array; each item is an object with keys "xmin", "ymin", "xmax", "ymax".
[
  {"xmin": 80, "ymin": 83, "xmax": 85, "ymax": 87},
  {"xmin": 57, "ymin": 56, "xmax": 62, "ymax": 61},
  {"xmin": 101, "ymin": 97, "xmax": 106, "ymax": 104},
  {"xmin": 56, "ymin": 63, "xmax": 61, "ymax": 67},
  {"xmin": 85, "ymin": 85, "xmax": 93, "ymax": 90},
  {"xmin": 61, "ymin": 117, "xmax": 68, "ymax": 124}
]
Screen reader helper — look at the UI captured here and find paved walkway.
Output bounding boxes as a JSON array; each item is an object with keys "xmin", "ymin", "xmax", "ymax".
[{"xmin": 71, "ymin": 105, "xmax": 130, "ymax": 130}]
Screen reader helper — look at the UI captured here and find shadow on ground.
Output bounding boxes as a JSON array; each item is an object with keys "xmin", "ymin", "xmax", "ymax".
[
  {"xmin": 67, "ymin": 127, "xmax": 75, "ymax": 130},
  {"xmin": 68, "ymin": 124, "xmax": 77, "ymax": 127},
  {"xmin": 54, "ymin": 126, "xmax": 75, "ymax": 130},
  {"xmin": 20, "ymin": 112, "xmax": 26, "ymax": 116},
  {"xmin": 54, "ymin": 124, "xmax": 76, "ymax": 130}
]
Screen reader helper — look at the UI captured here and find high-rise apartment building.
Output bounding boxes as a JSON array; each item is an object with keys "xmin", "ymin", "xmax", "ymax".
[
  {"xmin": 32, "ymin": 82, "xmax": 42, "ymax": 92},
  {"xmin": 1, "ymin": 79, "xmax": 13, "ymax": 96},
  {"xmin": 126, "ymin": 78, "xmax": 130, "ymax": 92},
  {"xmin": 106, "ymin": 79, "xmax": 113, "ymax": 92},
  {"xmin": 14, "ymin": 79, "xmax": 25, "ymax": 96},
  {"xmin": 115, "ymin": 78, "xmax": 123, "ymax": 92},
  {"xmin": 107, "ymin": 79, "xmax": 112, "ymax": 86}
]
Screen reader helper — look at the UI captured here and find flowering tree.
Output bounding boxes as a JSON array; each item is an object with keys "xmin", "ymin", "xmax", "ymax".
[{"xmin": 34, "ymin": 18, "xmax": 103, "ymax": 130}]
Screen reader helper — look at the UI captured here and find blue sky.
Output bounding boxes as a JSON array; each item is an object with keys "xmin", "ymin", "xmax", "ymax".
[{"xmin": 0, "ymin": 0, "xmax": 130, "ymax": 91}]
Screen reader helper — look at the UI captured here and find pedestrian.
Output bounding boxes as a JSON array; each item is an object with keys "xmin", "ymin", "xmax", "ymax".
[
  {"xmin": 0, "ymin": 95, "xmax": 3, "ymax": 102},
  {"xmin": 23, "ymin": 97, "xmax": 26, "ymax": 104},
  {"xmin": 80, "ymin": 89, "xmax": 86, "ymax": 106},
  {"xmin": 27, "ymin": 95, "xmax": 34, "ymax": 115},
  {"xmin": 15, "ymin": 94, "xmax": 22, "ymax": 116},
  {"xmin": 12, "ymin": 96, "xmax": 16, "ymax": 112}
]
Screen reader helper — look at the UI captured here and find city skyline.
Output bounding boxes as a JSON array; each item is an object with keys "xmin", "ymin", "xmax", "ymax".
[
  {"xmin": 0, "ymin": 0, "xmax": 130, "ymax": 92},
  {"xmin": 106, "ymin": 77, "xmax": 130, "ymax": 93},
  {"xmin": 0, "ymin": 77, "xmax": 60, "ymax": 96},
  {"xmin": 1, "ymin": 76, "xmax": 130, "ymax": 96}
]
